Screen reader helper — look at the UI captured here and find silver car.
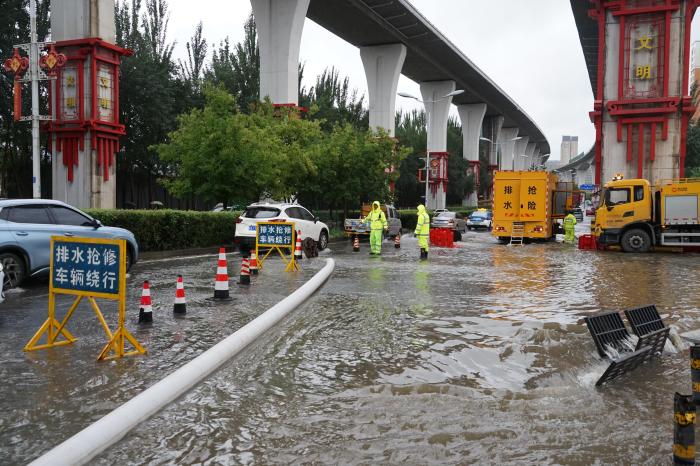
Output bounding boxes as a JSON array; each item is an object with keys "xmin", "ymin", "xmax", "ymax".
[
  {"xmin": 0, "ymin": 199, "xmax": 139, "ymax": 289},
  {"xmin": 431, "ymin": 212, "xmax": 467, "ymax": 232}
]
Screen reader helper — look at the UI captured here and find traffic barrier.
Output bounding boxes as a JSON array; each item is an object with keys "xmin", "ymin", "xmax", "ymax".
[
  {"xmin": 250, "ymin": 252, "xmax": 259, "ymax": 275},
  {"xmin": 27, "ymin": 258, "xmax": 336, "ymax": 466},
  {"xmin": 673, "ymin": 393, "xmax": 696, "ymax": 465},
  {"xmin": 353, "ymin": 235, "xmax": 360, "ymax": 252},
  {"xmin": 578, "ymin": 234, "xmax": 597, "ymax": 250},
  {"xmin": 429, "ymin": 228, "xmax": 454, "ymax": 248},
  {"xmin": 394, "ymin": 234, "xmax": 401, "ymax": 248},
  {"xmin": 213, "ymin": 247, "xmax": 230, "ymax": 300},
  {"xmin": 294, "ymin": 231, "xmax": 303, "ymax": 262},
  {"xmin": 692, "ymin": 345, "xmax": 700, "ymax": 405},
  {"xmin": 173, "ymin": 275, "xmax": 186, "ymax": 314},
  {"xmin": 239, "ymin": 256, "xmax": 251, "ymax": 286},
  {"xmin": 138, "ymin": 281, "xmax": 153, "ymax": 323}
]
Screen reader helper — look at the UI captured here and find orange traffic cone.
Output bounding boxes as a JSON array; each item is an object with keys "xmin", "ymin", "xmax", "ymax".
[
  {"xmin": 214, "ymin": 247, "xmax": 230, "ymax": 300},
  {"xmin": 353, "ymin": 235, "xmax": 360, "ymax": 252},
  {"xmin": 239, "ymin": 256, "xmax": 251, "ymax": 285},
  {"xmin": 294, "ymin": 230, "xmax": 303, "ymax": 262},
  {"xmin": 394, "ymin": 233, "xmax": 401, "ymax": 249},
  {"xmin": 173, "ymin": 275, "xmax": 186, "ymax": 314},
  {"xmin": 250, "ymin": 251, "xmax": 259, "ymax": 275},
  {"xmin": 138, "ymin": 280, "xmax": 153, "ymax": 323}
]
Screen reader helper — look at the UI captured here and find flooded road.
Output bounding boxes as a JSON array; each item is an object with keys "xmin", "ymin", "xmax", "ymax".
[{"xmin": 2, "ymin": 226, "xmax": 700, "ymax": 465}]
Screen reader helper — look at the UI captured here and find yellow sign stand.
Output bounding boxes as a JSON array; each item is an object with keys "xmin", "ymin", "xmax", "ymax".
[
  {"xmin": 24, "ymin": 236, "xmax": 146, "ymax": 361},
  {"xmin": 255, "ymin": 222, "xmax": 299, "ymax": 272}
]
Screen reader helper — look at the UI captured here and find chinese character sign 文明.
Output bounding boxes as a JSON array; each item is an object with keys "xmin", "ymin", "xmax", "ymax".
[
  {"xmin": 52, "ymin": 240, "xmax": 121, "ymax": 295},
  {"xmin": 257, "ymin": 223, "xmax": 294, "ymax": 247}
]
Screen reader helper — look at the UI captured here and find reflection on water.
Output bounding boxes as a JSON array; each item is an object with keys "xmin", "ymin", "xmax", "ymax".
[{"xmin": 2, "ymin": 234, "xmax": 700, "ymax": 464}]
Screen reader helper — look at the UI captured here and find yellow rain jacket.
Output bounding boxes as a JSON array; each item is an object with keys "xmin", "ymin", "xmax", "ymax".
[
  {"xmin": 415, "ymin": 204, "xmax": 430, "ymax": 251},
  {"xmin": 363, "ymin": 201, "xmax": 388, "ymax": 231}
]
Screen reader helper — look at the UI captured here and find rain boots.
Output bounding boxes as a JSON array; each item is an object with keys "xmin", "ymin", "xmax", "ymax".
[{"xmin": 420, "ymin": 249, "xmax": 428, "ymax": 260}]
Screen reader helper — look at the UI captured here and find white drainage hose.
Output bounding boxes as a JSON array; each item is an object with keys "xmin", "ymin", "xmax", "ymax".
[{"xmin": 29, "ymin": 258, "xmax": 335, "ymax": 466}]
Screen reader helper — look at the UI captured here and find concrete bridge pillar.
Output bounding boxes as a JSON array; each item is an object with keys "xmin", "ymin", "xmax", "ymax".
[
  {"xmin": 49, "ymin": 0, "xmax": 122, "ymax": 209},
  {"xmin": 513, "ymin": 137, "xmax": 529, "ymax": 171},
  {"xmin": 485, "ymin": 116, "xmax": 503, "ymax": 198},
  {"xmin": 420, "ymin": 80, "xmax": 456, "ymax": 210},
  {"xmin": 251, "ymin": 0, "xmax": 310, "ymax": 105},
  {"xmin": 524, "ymin": 143, "xmax": 536, "ymax": 170},
  {"xmin": 360, "ymin": 44, "xmax": 406, "ymax": 137},
  {"xmin": 457, "ymin": 103, "xmax": 487, "ymax": 207},
  {"xmin": 533, "ymin": 147, "xmax": 542, "ymax": 168},
  {"xmin": 498, "ymin": 128, "xmax": 519, "ymax": 171}
]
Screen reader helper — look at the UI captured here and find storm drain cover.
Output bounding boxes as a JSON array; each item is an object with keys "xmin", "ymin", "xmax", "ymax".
[
  {"xmin": 584, "ymin": 311, "xmax": 632, "ymax": 358},
  {"xmin": 624, "ymin": 304, "xmax": 666, "ymax": 337},
  {"xmin": 596, "ymin": 347, "xmax": 653, "ymax": 387}
]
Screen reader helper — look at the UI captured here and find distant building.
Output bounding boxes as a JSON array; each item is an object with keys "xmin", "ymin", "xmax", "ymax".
[
  {"xmin": 560, "ymin": 135, "xmax": 579, "ymax": 165},
  {"xmin": 691, "ymin": 41, "xmax": 700, "ymax": 122}
]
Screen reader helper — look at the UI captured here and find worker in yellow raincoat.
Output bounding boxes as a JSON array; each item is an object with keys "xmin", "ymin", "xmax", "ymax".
[
  {"xmin": 415, "ymin": 204, "xmax": 430, "ymax": 260},
  {"xmin": 563, "ymin": 211, "xmax": 577, "ymax": 244},
  {"xmin": 363, "ymin": 201, "xmax": 388, "ymax": 255}
]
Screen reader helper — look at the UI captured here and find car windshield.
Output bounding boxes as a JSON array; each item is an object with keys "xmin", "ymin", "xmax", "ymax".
[{"xmin": 243, "ymin": 207, "xmax": 281, "ymax": 218}]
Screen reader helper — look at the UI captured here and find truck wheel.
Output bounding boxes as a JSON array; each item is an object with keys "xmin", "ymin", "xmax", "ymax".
[
  {"xmin": 497, "ymin": 237, "xmax": 510, "ymax": 244},
  {"xmin": 621, "ymin": 228, "xmax": 651, "ymax": 253}
]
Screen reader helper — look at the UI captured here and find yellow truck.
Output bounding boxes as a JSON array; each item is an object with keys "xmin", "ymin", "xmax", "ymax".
[
  {"xmin": 593, "ymin": 177, "xmax": 700, "ymax": 252},
  {"xmin": 492, "ymin": 171, "xmax": 580, "ymax": 243}
]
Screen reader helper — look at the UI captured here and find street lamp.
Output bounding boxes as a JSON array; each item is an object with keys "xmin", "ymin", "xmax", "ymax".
[
  {"xmin": 479, "ymin": 136, "xmax": 523, "ymax": 169},
  {"xmin": 398, "ymin": 89, "xmax": 465, "ymax": 207}
]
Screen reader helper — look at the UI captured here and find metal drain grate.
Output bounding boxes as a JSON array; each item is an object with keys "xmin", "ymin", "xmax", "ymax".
[
  {"xmin": 624, "ymin": 304, "xmax": 665, "ymax": 337},
  {"xmin": 584, "ymin": 311, "xmax": 632, "ymax": 359}
]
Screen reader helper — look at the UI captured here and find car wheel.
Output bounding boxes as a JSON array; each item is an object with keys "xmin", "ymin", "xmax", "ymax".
[
  {"xmin": 621, "ymin": 228, "xmax": 651, "ymax": 253},
  {"xmin": 126, "ymin": 248, "xmax": 134, "ymax": 272},
  {"xmin": 467, "ymin": 226, "xmax": 472, "ymax": 231},
  {"xmin": 0, "ymin": 253, "xmax": 26, "ymax": 290},
  {"xmin": 318, "ymin": 230, "xmax": 329, "ymax": 251}
]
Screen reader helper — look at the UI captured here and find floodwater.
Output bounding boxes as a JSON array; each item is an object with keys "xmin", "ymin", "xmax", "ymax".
[{"xmin": 2, "ymin": 222, "xmax": 700, "ymax": 465}]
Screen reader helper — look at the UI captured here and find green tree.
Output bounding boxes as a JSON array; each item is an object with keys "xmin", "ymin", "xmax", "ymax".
[
  {"xmin": 301, "ymin": 67, "xmax": 368, "ymax": 131},
  {"xmin": 115, "ymin": 0, "xmax": 193, "ymax": 206},
  {"xmin": 686, "ymin": 121, "xmax": 700, "ymax": 176},
  {"xmin": 157, "ymin": 87, "xmax": 324, "ymax": 205},
  {"xmin": 0, "ymin": 0, "xmax": 50, "ymax": 197},
  {"xmin": 205, "ymin": 13, "xmax": 260, "ymax": 112}
]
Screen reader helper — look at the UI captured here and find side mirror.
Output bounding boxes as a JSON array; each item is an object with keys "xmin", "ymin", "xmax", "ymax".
[
  {"xmin": 314, "ymin": 216, "xmax": 319, "ymax": 223},
  {"xmin": 93, "ymin": 219, "xmax": 102, "ymax": 228}
]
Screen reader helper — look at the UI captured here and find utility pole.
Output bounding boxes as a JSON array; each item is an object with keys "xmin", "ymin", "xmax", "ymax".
[
  {"xmin": 2, "ymin": 0, "xmax": 64, "ymax": 198},
  {"xmin": 29, "ymin": 0, "xmax": 41, "ymax": 198}
]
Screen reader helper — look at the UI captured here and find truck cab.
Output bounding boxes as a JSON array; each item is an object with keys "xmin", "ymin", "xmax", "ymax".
[{"xmin": 593, "ymin": 178, "xmax": 655, "ymax": 252}]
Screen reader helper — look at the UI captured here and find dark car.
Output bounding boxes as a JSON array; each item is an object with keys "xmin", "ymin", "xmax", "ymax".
[{"xmin": 0, "ymin": 199, "xmax": 139, "ymax": 289}]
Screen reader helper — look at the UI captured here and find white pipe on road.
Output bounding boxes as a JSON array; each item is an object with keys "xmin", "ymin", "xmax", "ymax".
[{"xmin": 29, "ymin": 258, "xmax": 335, "ymax": 466}]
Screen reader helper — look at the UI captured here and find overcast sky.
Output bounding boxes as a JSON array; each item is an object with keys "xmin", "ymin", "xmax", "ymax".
[{"xmin": 166, "ymin": 0, "xmax": 700, "ymax": 161}]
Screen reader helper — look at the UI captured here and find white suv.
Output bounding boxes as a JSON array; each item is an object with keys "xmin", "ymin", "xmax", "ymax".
[{"xmin": 234, "ymin": 202, "xmax": 330, "ymax": 253}]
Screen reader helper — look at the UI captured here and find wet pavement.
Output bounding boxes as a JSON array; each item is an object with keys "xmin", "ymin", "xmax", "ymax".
[{"xmin": 2, "ymin": 222, "xmax": 700, "ymax": 465}]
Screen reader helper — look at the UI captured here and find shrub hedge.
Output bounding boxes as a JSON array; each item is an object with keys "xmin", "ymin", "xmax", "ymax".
[{"xmin": 84, "ymin": 209, "xmax": 240, "ymax": 252}]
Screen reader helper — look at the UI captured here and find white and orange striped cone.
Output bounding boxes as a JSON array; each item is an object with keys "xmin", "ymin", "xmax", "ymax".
[
  {"xmin": 239, "ymin": 256, "xmax": 251, "ymax": 285},
  {"xmin": 173, "ymin": 275, "xmax": 186, "ymax": 314},
  {"xmin": 353, "ymin": 235, "xmax": 360, "ymax": 252},
  {"xmin": 213, "ymin": 247, "xmax": 230, "ymax": 300},
  {"xmin": 394, "ymin": 233, "xmax": 401, "ymax": 249},
  {"xmin": 294, "ymin": 230, "xmax": 303, "ymax": 262},
  {"xmin": 138, "ymin": 280, "xmax": 153, "ymax": 323},
  {"xmin": 250, "ymin": 251, "xmax": 259, "ymax": 275}
]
